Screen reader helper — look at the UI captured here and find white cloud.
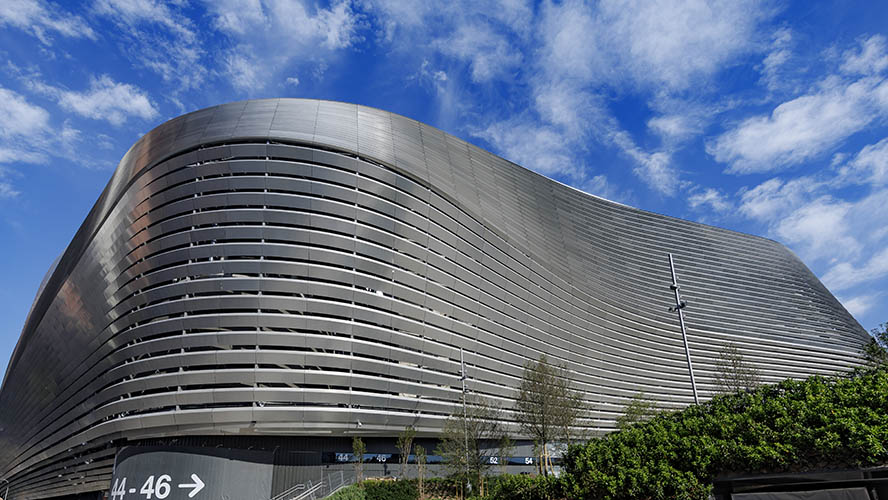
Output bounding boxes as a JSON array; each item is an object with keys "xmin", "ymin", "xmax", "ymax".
[
  {"xmin": 0, "ymin": 148, "xmax": 47, "ymax": 165},
  {"xmin": 838, "ymin": 293, "xmax": 878, "ymax": 317},
  {"xmin": 94, "ymin": 0, "xmax": 205, "ymax": 92},
  {"xmin": 521, "ymin": 0, "xmax": 774, "ymax": 192},
  {"xmin": 226, "ymin": 53, "xmax": 263, "ymax": 93},
  {"xmin": 840, "ymin": 35, "xmax": 888, "ymax": 76},
  {"xmin": 648, "ymin": 114, "xmax": 700, "ymax": 143},
  {"xmin": 435, "ymin": 23, "xmax": 521, "ymax": 83},
  {"xmin": 709, "ymin": 76, "xmax": 888, "ymax": 173},
  {"xmin": 473, "ymin": 117, "xmax": 578, "ymax": 179},
  {"xmin": 538, "ymin": 0, "xmax": 774, "ymax": 92},
  {"xmin": 0, "ymin": 0, "xmax": 95, "ymax": 44},
  {"xmin": 610, "ymin": 130, "xmax": 677, "ymax": 196},
  {"xmin": 206, "ymin": 0, "xmax": 362, "ymax": 92},
  {"xmin": 773, "ymin": 196, "xmax": 859, "ymax": 260},
  {"xmin": 759, "ymin": 27, "xmax": 794, "ymax": 92},
  {"xmin": 738, "ymin": 176, "xmax": 821, "ymax": 221},
  {"xmin": 0, "ymin": 87, "xmax": 53, "ymax": 174},
  {"xmin": 688, "ymin": 187, "xmax": 732, "ymax": 212},
  {"xmin": 0, "ymin": 88, "xmax": 90, "ymax": 196},
  {"xmin": 95, "ymin": 0, "xmax": 191, "ymax": 38},
  {"xmin": 366, "ymin": 0, "xmax": 533, "ymax": 46},
  {"xmin": 0, "ymin": 88, "xmax": 50, "ymax": 138},
  {"xmin": 823, "ymin": 248, "xmax": 888, "ymax": 291},
  {"xmin": 285, "ymin": 76, "xmax": 300, "ymax": 87},
  {"xmin": 370, "ymin": 0, "xmax": 774, "ymax": 197},
  {"xmin": 837, "ymin": 136, "xmax": 888, "ymax": 186},
  {"xmin": 415, "ymin": 60, "xmax": 447, "ymax": 84},
  {"xmin": 740, "ymin": 176, "xmax": 888, "ymax": 271},
  {"xmin": 0, "ymin": 166, "xmax": 21, "ymax": 199},
  {"xmin": 712, "ymin": 36, "xmax": 888, "ymax": 173},
  {"xmin": 32, "ymin": 75, "xmax": 158, "ymax": 126}
]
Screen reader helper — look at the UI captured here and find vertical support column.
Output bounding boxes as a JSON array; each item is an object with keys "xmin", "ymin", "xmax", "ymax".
[{"xmin": 668, "ymin": 253, "xmax": 699, "ymax": 405}]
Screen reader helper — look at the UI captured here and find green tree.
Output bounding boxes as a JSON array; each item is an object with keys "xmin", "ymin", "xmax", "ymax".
[
  {"xmin": 352, "ymin": 436, "xmax": 366, "ymax": 484},
  {"xmin": 415, "ymin": 445, "xmax": 427, "ymax": 500},
  {"xmin": 863, "ymin": 322, "xmax": 888, "ymax": 369},
  {"xmin": 496, "ymin": 434, "xmax": 515, "ymax": 475},
  {"xmin": 396, "ymin": 425, "xmax": 416, "ymax": 479},
  {"xmin": 435, "ymin": 397, "xmax": 502, "ymax": 498},
  {"xmin": 516, "ymin": 355, "xmax": 584, "ymax": 476},
  {"xmin": 563, "ymin": 366, "xmax": 888, "ymax": 500},
  {"xmin": 615, "ymin": 392, "xmax": 658, "ymax": 430},
  {"xmin": 714, "ymin": 342, "xmax": 760, "ymax": 393}
]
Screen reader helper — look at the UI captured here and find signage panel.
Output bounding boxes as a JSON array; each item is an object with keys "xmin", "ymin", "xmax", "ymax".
[{"xmin": 110, "ymin": 446, "xmax": 273, "ymax": 500}]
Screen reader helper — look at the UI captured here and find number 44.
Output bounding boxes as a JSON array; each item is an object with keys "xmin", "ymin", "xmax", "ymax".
[
  {"xmin": 140, "ymin": 475, "xmax": 172, "ymax": 499},
  {"xmin": 110, "ymin": 477, "xmax": 127, "ymax": 500}
]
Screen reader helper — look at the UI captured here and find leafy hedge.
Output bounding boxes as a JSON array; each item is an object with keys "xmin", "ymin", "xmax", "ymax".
[
  {"xmin": 331, "ymin": 368, "xmax": 888, "ymax": 500},
  {"xmin": 482, "ymin": 474, "xmax": 562, "ymax": 500},
  {"xmin": 326, "ymin": 484, "xmax": 365, "ymax": 500},
  {"xmin": 562, "ymin": 367, "xmax": 888, "ymax": 500},
  {"xmin": 328, "ymin": 477, "xmax": 459, "ymax": 500}
]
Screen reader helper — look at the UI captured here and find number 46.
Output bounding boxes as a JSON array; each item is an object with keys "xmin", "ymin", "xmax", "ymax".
[{"xmin": 140, "ymin": 475, "xmax": 172, "ymax": 499}]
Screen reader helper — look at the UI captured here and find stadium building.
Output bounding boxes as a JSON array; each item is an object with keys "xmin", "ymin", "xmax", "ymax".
[{"xmin": 0, "ymin": 99, "xmax": 869, "ymax": 500}]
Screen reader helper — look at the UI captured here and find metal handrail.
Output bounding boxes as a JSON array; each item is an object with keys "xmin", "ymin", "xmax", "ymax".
[
  {"xmin": 270, "ymin": 481, "xmax": 306, "ymax": 500},
  {"xmin": 272, "ymin": 469, "xmax": 352, "ymax": 500},
  {"xmin": 292, "ymin": 481, "xmax": 324, "ymax": 500}
]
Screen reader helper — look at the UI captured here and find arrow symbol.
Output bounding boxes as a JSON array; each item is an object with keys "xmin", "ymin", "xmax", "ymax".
[{"xmin": 178, "ymin": 474, "xmax": 205, "ymax": 498}]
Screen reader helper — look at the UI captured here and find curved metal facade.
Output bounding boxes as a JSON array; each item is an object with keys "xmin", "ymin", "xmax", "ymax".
[{"xmin": 0, "ymin": 99, "xmax": 868, "ymax": 499}]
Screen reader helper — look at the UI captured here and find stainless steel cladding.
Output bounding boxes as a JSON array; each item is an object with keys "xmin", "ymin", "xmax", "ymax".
[{"xmin": 0, "ymin": 99, "xmax": 868, "ymax": 499}]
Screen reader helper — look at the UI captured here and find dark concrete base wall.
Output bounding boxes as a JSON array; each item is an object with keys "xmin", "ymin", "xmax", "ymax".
[{"xmin": 0, "ymin": 99, "xmax": 868, "ymax": 499}]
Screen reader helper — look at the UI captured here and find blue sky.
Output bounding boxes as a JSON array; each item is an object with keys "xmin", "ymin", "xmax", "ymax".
[{"xmin": 1, "ymin": 0, "xmax": 887, "ymax": 376}]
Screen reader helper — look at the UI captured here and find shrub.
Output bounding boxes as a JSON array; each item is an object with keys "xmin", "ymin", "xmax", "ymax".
[
  {"xmin": 483, "ymin": 474, "xmax": 562, "ymax": 500},
  {"xmin": 562, "ymin": 367, "xmax": 888, "ymax": 500},
  {"xmin": 327, "ymin": 484, "xmax": 365, "ymax": 500},
  {"xmin": 362, "ymin": 478, "xmax": 417, "ymax": 500}
]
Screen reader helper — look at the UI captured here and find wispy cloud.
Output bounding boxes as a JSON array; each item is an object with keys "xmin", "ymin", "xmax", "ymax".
[
  {"xmin": 836, "ymin": 136, "xmax": 888, "ymax": 186},
  {"xmin": 838, "ymin": 293, "xmax": 879, "ymax": 317},
  {"xmin": 396, "ymin": 0, "xmax": 777, "ymax": 198},
  {"xmin": 0, "ymin": 87, "xmax": 50, "ymax": 139},
  {"xmin": 0, "ymin": 87, "xmax": 53, "ymax": 172},
  {"xmin": 824, "ymin": 247, "xmax": 888, "ymax": 291},
  {"xmin": 94, "ymin": 0, "xmax": 205, "ymax": 93},
  {"xmin": 758, "ymin": 27, "xmax": 795, "ymax": 92},
  {"xmin": 0, "ymin": 0, "xmax": 95, "ymax": 45},
  {"xmin": 840, "ymin": 35, "xmax": 888, "ymax": 76},
  {"xmin": 434, "ymin": 23, "xmax": 523, "ymax": 83},
  {"xmin": 206, "ymin": 0, "xmax": 363, "ymax": 92},
  {"xmin": 30, "ymin": 75, "xmax": 158, "ymax": 126},
  {"xmin": 0, "ymin": 88, "xmax": 90, "ymax": 196},
  {"xmin": 688, "ymin": 187, "xmax": 732, "ymax": 213},
  {"xmin": 711, "ymin": 36, "xmax": 888, "ymax": 173}
]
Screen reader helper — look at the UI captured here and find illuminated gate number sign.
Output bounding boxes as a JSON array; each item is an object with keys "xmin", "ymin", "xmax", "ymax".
[{"xmin": 110, "ymin": 474, "xmax": 205, "ymax": 500}]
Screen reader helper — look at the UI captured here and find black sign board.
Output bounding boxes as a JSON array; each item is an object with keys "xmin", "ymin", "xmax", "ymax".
[{"xmin": 110, "ymin": 446, "xmax": 274, "ymax": 500}]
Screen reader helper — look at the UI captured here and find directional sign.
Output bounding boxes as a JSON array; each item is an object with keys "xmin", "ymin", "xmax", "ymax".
[
  {"xmin": 177, "ymin": 474, "xmax": 205, "ymax": 498},
  {"xmin": 110, "ymin": 446, "xmax": 273, "ymax": 500}
]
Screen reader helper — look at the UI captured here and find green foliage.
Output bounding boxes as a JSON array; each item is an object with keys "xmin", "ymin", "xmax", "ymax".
[
  {"xmin": 482, "ymin": 474, "xmax": 562, "ymax": 500},
  {"xmin": 415, "ymin": 445, "xmax": 427, "ymax": 499},
  {"xmin": 496, "ymin": 435, "xmax": 515, "ymax": 475},
  {"xmin": 435, "ymin": 397, "xmax": 503, "ymax": 495},
  {"xmin": 863, "ymin": 323, "xmax": 888, "ymax": 369},
  {"xmin": 714, "ymin": 342, "xmax": 761, "ymax": 393},
  {"xmin": 516, "ymin": 355, "xmax": 584, "ymax": 475},
  {"xmin": 352, "ymin": 436, "xmax": 366, "ymax": 483},
  {"xmin": 328, "ymin": 484, "xmax": 366, "ymax": 500},
  {"xmin": 397, "ymin": 426, "xmax": 417, "ymax": 478},
  {"xmin": 615, "ymin": 392, "xmax": 659, "ymax": 430},
  {"xmin": 344, "ymin": 478, "xmax": 457, "ymax": 500},
  {"xmin": 562, "ymin": 366, "xmax": 888, "ymax": 500},
  {"xmin": 362, "ymin": 479, "xmax": 417, "ymax": 500}
]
